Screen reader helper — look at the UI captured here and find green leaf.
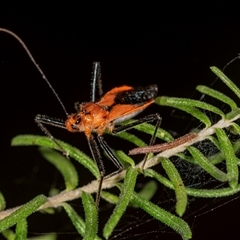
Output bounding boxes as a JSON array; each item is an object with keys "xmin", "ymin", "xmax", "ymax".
[
  {"xmin": 131, "ymin": 191, "xmax": 192, "ymax": 240},
  {"xmin": 137, "ymin": 180, "xmax": 158, "ymax": 201},
  {"xmin": 196, "ymin": 85, "xmax": 238, "ymax": 111},
  {"xmin": 156, "ymin": 97, "xmax": 212, "ymax": 127},
  {"xmin": 111, "ymin": 131, "xmax": 147, "ymax": 147},
  {"xmin": 39, "ymin": 147, "xmax": 78, "ymax": 190},
  {"xmin": 11, "ymin": 135, "xmax": 99, "ymax": 179},
  {"xmin": 133, "ymin": 122, "xmax": 174, "ymax": 142},
  {"xmin": 116, "ymin": 150, "xmax": 135, "ymax": 167},
  {"xmin": 27, "ymin": 233, "xmax": 57, "ymax": 240},
  {"xmin": 0, "ymin": 195, "xmax": 47, "ymax": 232},
  {"xmin": 210, "ymin": 139, "xmax": 240, "ymax": 165},
  {"xmin": 101, "ymin": 191, "xmax": 119, "ymax": 205},
  {"xmin": 225, "ymin": 108, "xmax": 240, "ymax": 120},
  {"xmin": 63, "ymin": 203, "xmax": 85, "ymax": 237},
  {"xmin": 230, "ymin": 122, "xmax": 240, "ymax": 135},
  {"xmin": 175, "ymin": 153, "xmax": 197, "ymax": 164},
  {"xmin": 207, "ymin": 136, "xmax": 220, "ymax": 150},
  {"xmin": 146, "ymin": 169, "xmax": 240, "ymax": 198},
  {"xmin": 115, "ymin": 120, "xmax": 173, "ymax": 142},
  {"xmin": 1, "ymin": 229, "xmax": 15, "ymax": 240},
  {"xmin": 15, "ymin": 218, "xmax": 27, "ymax": 240},
  {"xmin": 63, "ymin": 203, "xmax": 101, "ymax": 240},
  {"xmin": 145, "ymin": 169, "xmax": 174, "ymax": 189},
  {"xmin": 215, "ymin": 128, "xmax": 239, "ymax": 188},
  {"xmin": 103, "ymin": 167, "xmax": 138, "ymax": 239},
  {"xmin": 157, "ymin": 96, "xmax": 224, "ymax": 118},
  {"xmin": 48, "ymin": 188, "xmax": 60, "ymax": 197},
  {"xmin": 210, "ymin": 66, "xmax": 240, "ymax": 99},
  {"xmin": 0, "ymin": 191, "xmax": 6, "ymax": 211},
  {"xmin": 161, "ymin": 157, "xmax": 187, "ymax": 217},
  {"xmin": 188, "ymin": 146, "xmax": 228, "ymax": 182},
  {"xmin": 82, "ymin": 192, "xmax": 98, "ymax": 240},
  {"xmin": 185, "ymin": 184, "xmax": 240, "ymax": 198},
  {"xmin": 130, "ymin": 180, "xmax": 158, "ymax": 208}
]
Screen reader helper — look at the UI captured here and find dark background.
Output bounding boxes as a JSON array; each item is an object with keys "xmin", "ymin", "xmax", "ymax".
[{"xmin": 1, "ymin": 4, "xmax": 240, "ymax": 240}]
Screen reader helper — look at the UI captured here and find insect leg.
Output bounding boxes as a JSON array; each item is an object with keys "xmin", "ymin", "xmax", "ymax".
[
  {"xmin": 141, "ymin": 114, "xmax": 162, "ymax": 169},
  {"xmin": 113, "ymin": 113, "xmax": 162, "ymax": 170},
  {"xmin": 91, "ymin": 62, "xmax": 103, "ymax": 102},
  {"xmin": 88, "ymin": 134, "xmax": 105, "ymax": 206},
  {"xmin": 35, "ymin": 114, "xmax": 68, "ymax": 156},
  {"xmin": 112, "ymin": 113, "xmax": 161, "ymax": 134},
  {"xmin": 97, "ymin": 135, "xmax": 123, "ymax": 170}
]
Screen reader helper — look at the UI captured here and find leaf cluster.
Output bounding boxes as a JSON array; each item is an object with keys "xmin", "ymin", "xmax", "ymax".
[{"xmin": 1, "ymin": 67, "xmax": 240, "ymax": 239}]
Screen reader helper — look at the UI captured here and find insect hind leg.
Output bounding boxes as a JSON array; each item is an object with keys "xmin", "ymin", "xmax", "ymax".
[
  {"xmin": 141, "ymin": 114, "xmax": 162, "ymax": 169},
  {"xmin": 112, "ymin": 113, "xmax": 161, "ymax": 134},
  {"xmin": 112, "ymin": 113, "xmax": 162, "ymax": 170}
]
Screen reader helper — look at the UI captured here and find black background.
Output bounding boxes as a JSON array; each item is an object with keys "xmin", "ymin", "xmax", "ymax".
[{"xmin": 1, "ymin": 3, "xmax": 240, "ymax": 240}]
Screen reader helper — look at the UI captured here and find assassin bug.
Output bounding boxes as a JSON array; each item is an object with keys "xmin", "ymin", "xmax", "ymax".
[
  {"xmin": 1, "ymin": 28, "xmax": 161, "ymax": 206},
  {"xmin": 36, "ymin": 63, "xmax": 160, "ymax": 205}
]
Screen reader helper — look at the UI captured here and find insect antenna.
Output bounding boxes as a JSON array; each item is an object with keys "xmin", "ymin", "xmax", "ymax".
[{"xmin": 0, "ymin": 28, "xmax": 68, "ymax": 116}]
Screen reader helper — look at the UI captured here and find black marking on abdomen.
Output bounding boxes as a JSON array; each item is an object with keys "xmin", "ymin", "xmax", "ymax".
[{"xmin": 115, "ymin": 85, "xmax": 158, "ymax": 104}]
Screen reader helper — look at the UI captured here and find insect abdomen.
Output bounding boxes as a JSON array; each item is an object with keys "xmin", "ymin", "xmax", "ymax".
[{"xmin": 114, "ymin": 85, "xmax": 158, "ymax": 104}]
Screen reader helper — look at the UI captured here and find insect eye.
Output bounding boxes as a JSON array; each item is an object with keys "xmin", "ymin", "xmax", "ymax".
[{"xmin": 75, "ymin": 119, "xmax": 81, "ymax": 125}]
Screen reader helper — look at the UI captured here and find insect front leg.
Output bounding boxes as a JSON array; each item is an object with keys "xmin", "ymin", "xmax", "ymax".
[
  {"xmin": 35, "ymin": 114, "xmax": 69, "ymax": 157},
  {"xmin": 88, "ymin": 134, "xmax": 106, "ymax": 207},
  {"xmin": 97, "ymin": 135, "xmax": 123, "ymax": 172}
]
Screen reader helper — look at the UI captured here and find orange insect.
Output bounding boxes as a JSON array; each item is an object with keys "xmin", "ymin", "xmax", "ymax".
[
  {"xmin": 36, "ymin": 63, "xmax": 160, "ymax": 205},
  {"xmin": 1, "ymin": 28, "xmax": 160, "ymax": 205}
]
